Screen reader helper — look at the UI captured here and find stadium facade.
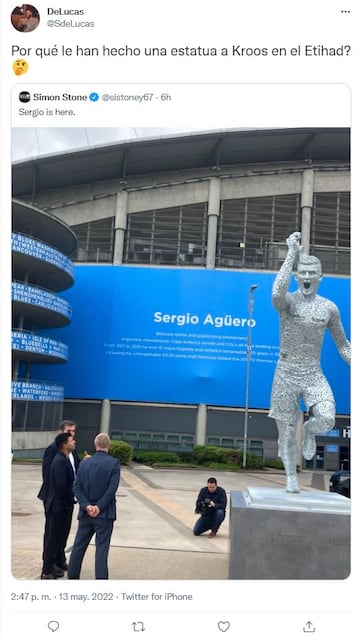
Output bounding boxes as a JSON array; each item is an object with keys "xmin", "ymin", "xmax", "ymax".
[{"xmin": 11, "ymin": 128, "xmax": 350, "ymax": 471}]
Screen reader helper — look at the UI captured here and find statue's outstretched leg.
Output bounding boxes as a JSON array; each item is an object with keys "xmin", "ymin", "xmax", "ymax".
[
  {"xmin": 276, "ymin": 420, "xmax": 300, "ymax": 493},
  {"xmin": 303, "ymin": 401, "xmax": 335, "ymax": 460}
]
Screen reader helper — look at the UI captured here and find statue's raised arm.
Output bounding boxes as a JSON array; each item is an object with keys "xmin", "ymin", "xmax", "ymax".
[{"xmin": 272, "ymin": 232, "xmax": 301, "ymax": 311}]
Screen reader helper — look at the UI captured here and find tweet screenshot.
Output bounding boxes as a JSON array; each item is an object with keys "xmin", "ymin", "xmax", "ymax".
[{"xmin": 0, "ymin": 0, "xmax": 357, "ymax": 636}]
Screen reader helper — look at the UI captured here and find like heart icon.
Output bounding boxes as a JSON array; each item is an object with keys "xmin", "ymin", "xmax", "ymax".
[{"xmin": 218, "ymin": 621, "xmax": 230, "ymax": 632}]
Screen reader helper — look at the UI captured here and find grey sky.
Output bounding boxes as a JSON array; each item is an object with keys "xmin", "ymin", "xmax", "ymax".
[{"xmin": 11, "ymin": 127, "xmax": 210, "ymax": 162}]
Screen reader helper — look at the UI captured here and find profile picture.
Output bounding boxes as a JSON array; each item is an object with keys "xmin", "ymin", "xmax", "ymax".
[
  {"xmin": 11, "ymin": 4, "xmax": 40, "ymax": 33},
  {"xmin": 18, "ymin": 91, "xmax": 31, "ymax": 103}
]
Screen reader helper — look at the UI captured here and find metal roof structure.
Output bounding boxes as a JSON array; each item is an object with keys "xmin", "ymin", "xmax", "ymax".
[{"xmin": 12, "ymin": 128, "xmax": 350, "ymax": 196}]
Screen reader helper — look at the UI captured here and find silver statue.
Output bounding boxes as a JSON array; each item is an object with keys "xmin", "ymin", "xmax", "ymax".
[{"xmin": 269, "ymin": 232, "xmax": 350, "ymax": 493}]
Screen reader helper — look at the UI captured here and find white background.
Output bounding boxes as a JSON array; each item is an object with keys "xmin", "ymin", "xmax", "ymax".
[{"xmin": 0, "ymin": 1, "xmax": 357, "ymax": 636}]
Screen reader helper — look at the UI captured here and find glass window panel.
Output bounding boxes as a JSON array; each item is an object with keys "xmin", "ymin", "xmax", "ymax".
[
  {"xmin": 167, "ymin": 442, "xmax": 180, "ymax": 450},
  {"xmin": 12, "ymin": 401, "xmax": 27, "ymax": 431},
  {"xmin": 311, "ymin": 192, "xmax": 350, "ymax": 274},
  {"xmin": 138, "ymin": 433, "xmax": 152, "ymax": 441},
  {"xmin": 217, "ymin": 192, "xmax": 349, "ymax": 274},
  {"xmin": 71, "ymin": 217, "xmax": 115, "ymax": 263},
  {"xmin": 138, "ymin": 441, "xmax": 151, "ymax": 449},
  {"xmin": 43, "ymin": 403, "xmax": 62, "ymax": 431},
  {"xmin": 217, "ymin": 195, "xmax": 301, "ymax": 269},
  {"xmin": 151, "ymin": 440, "xmax": 166, "ymax": 450},
  {"xmin": 221, "ymin": 438, "xmax": 235, "ymax": 448},
  {"xmin": 124, "ymin": 204, "xmax": 207, "ymax": 267},
  {"xmin": 207, "ymin": 437, "xmax": 220, "ymax": 445},
  {"xmin": 123, "ymin": 432, "xmax": 138, "ymax": 441},
  {"xmin": 25, "ymin": 402, "xmax": 44, "ymax": 430},
  {"xmin": 235, "ymin": 439, "xmax": 244, "ymax": 447}
]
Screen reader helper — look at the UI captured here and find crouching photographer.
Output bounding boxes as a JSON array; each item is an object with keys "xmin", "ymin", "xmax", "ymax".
[{"xmin": 193, "ymin": 477, "xmax": 227, "ymax": 538}]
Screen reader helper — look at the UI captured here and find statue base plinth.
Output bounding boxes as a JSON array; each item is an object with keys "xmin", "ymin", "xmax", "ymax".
[{"xmin": 229, "ymin": 487, "xmax": 350, "ymax": 579}]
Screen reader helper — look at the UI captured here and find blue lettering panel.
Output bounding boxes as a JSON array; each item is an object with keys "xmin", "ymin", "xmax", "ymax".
[
  {"xmin": 12, "ymin": 282, "xmax": 72, "ymax": 318},
  {"xmin": 12, "ymin": 232, "xmax": 74, "ymax": 277},
  {"xmin": 30, "ymin": 266, "xmax": 350, "ymax": 412},
  {"xmin": 12, "ymin": 381, "xmax": 64, "ymax": 402}
]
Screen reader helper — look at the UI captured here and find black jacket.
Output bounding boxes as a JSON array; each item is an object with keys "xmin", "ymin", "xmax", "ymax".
[
  {"xmin": 38, "ymin": 441, "xmax": 80, "ymax": 502},
  {"xmin": 195, "ymin": 485, "xmax": 227, "ymax": 516},
  {"xmin": 45, "ymin": 451, "xmax": 75, "ymax": 514}
]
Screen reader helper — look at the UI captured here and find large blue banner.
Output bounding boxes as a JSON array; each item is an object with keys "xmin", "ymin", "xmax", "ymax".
[{"xmin": 31, "ymin": 266, "xmax": 350, "ymax": 413}]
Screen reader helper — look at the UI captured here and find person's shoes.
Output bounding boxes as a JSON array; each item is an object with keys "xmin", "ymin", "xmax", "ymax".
[
  {"xmin": 55, "ymin": 562, "xmax": 68, "ymax": 572},
  {"xmin": 41, "ymin": 572, "xmax": 59, "ymax": 580},
  {"xmin": 53, "ymin": 565, "xmax": 65, "ymax": 578},
  {"xmin": 303, "ymin": 424, "xmax": 316, "ymax": 460},
  {"xmin": 286, "ymin": 475, "xmax": 300, "ymax": 493},
  {"xmin": 208, "ymin": 530, "xmax": 217, "ymax": 538}
]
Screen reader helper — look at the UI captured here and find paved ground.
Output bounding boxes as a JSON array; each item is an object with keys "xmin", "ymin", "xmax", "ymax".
[{"xmin": 11, "ymin": 463, "xmax": 331, "ymax": 580}]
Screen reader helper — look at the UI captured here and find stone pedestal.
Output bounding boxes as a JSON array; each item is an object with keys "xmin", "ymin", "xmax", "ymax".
[{"xmin": 229, "ymin": 487, "xmax": 350, "ymax": 579}]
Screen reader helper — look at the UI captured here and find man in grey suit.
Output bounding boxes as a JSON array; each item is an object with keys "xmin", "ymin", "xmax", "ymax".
[{"xmin": 68, "ymin": 433, "xmax": 120, "ymax": 580}]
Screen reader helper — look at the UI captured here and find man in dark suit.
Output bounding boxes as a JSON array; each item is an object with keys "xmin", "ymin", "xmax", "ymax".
[
  {"xmin": 68, "ymin": 433, "xmax": 120, "ymax": 580},
  {"xmin": 41, "ymin": 432, "xmax": 76, "ymax": 579},
  {"xmin": 38, "ymin": 420, "xmax": 80, "ymax": 574},
  {"xmin": 38, "ymin": 420, "xmax": 79, "ymax": 503}
]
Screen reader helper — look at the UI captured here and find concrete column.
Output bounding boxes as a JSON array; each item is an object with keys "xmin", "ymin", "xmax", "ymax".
[
  {"xmin": 113, "ymin": 191, "xmax": 129, "ymax": 264},
  {"xmin": 300, "ymin": 169, "xmax": 314, "ymax": 254},
  {"xmin": 195, "ymin": 403, "xmax": 207, "ymax": 446},
  {"xmin": 100, "ymin": 399, "xmax": 111, "ymax": 436},
  {"xmin": 206, "ymin": 177, "xmax": 221, "ymax": 269}
]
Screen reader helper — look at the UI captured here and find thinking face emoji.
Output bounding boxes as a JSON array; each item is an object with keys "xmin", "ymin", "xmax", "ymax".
[{"xmin": 13, "ymin": 59, "xmax": 29, "ymax": 75}]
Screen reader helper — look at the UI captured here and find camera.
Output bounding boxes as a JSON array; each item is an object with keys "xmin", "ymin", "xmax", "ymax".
[{"xmin": 196, "ymin": 498, "xmax": 212, "ymax": 514}]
